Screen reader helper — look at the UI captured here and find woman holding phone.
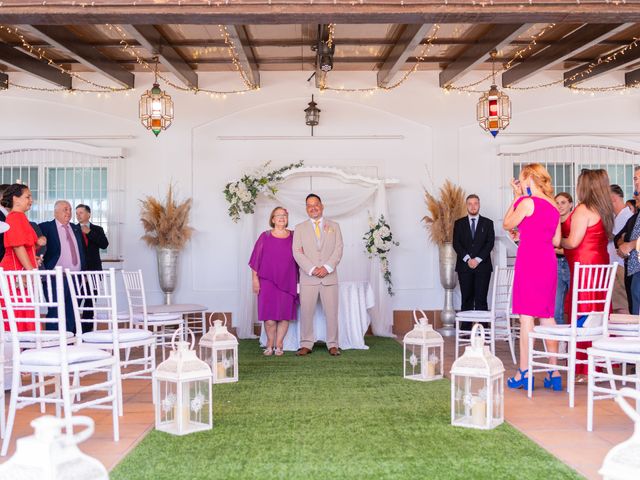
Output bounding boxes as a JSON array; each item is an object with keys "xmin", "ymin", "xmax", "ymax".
[{"xmin": 503, "ymin": 163, "xmax": 562, "ymax": 391}]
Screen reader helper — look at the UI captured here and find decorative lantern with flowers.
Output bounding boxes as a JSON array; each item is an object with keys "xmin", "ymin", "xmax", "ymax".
[
  {"xmin": 450, "ymin": 324, "xmax": 504, "ymax": 430},
  {"xmin": 153, "ymin": 328, "xmax": 212, "ymax": 436},
  {"xmin": 199, "ymin": 312, "xmax": 238, "ymax": 384},
  {"xmin": 403, "ymin": 310, "xmax": 444, "ymax": 381}
]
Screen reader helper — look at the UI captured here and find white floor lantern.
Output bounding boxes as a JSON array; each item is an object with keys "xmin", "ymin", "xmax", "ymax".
[
  {"xmin": 600, "ymin": 388, "xmax": 640, "ymax": 480},
  {"xmin": 403, "ymin": 310, "xmax": 444, "ymax": 381},
  {"xmin": 450, "ymin": 324, "xmax": 504, "ymax": 430},
  {"xmin": 154, "ymin": 328, "xmax": 213, "ymax": 436},
  {"xmin": 0, "ymin": 415, "xmax": 108, "ymax": 480},
  {"xmin": 199, "ymin": 312, "xmax": 238, "ymax": 384}
]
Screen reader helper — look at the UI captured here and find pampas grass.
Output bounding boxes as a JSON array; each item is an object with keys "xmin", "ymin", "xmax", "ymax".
[
  {"xmin": 140, "ymin": 185, "xmax": 194, "ymax": 250},
  {"xmin": 422, "ymin": 180, "xmax": 467, "ymax": 246}
]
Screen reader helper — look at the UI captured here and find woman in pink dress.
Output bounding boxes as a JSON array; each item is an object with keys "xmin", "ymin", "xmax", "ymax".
[
  {"xmin": 503, "ymin": 163, "xmax": 561, "ymax": 391},
  {"xmin": 249, "ymin": 206, "xmax": 298, "ymax": 357},
  {"xmin": 561, "ymin": 169, "xmax": 613, "ymax": 381}
]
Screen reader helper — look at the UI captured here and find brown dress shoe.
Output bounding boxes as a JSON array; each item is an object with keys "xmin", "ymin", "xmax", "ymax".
[
  {"xmin": 329, "ymin": 347, "xmax": 341, "ymax": 356},
  {"xmin": 296, "ymin": 347, "xmax": 312, "ymax": 356}
]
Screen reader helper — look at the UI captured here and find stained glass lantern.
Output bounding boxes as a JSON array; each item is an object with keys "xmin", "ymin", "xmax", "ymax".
[
  {"xmin": 450, "ymin": 324, "xmax": 504, "ymax": 430},
  {"xmin": 139, "ymin": 58, "xmax": 174, "ymax": 137},
  {"xmin": 600, "ymin": 387, "xmax": 640, "ymax": 480},
  {"xmin": 0, "ymin": 415, "xmax": 108, "ymax": 480},
  {"xmin": 477, "ymin": 84, "xmax": 511, "ymax": 138},
  {"xmin": 403, "ymin": 310, "xmax": 444, "ymax": 381},
  {"xmin": 154, "ymin": 328, "xmax": 212, "ymax": 435},
  {"xmin": 199, "ymin": 312, "xmax": 238, "ymax": 384}
]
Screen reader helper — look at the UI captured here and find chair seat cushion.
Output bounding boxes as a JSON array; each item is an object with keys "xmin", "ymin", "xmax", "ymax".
[
  {"xmin": 609, "ymin": 323, "xmax": 640, "ymax": 333},
  {"xmin": 132, "ymin": 313, "xmax": 182, "ymax": 323},
  {"xmin": 6, "ymin": 331, "xmax": 74, "ymax": 343},
  {"xmin": 20, "ymin": 345, "xmax": 111, "ymax": 366},
  {"xmin": 609, "ymin": 314, "xmax": 640, "ymax": 325},
  {"xmin": 592, "ymin": 337, "xmax": 640, "ymax": 354},
  {"xmin": 533, "ymin": 324, "xmax": 603, "ymax": 336},
  {"xmin": 95, "ymin": 311, "xmax": 130, "ymax": 321},
  {"xmin": 456, "ymin": 310, "xmax": 506, "ymax": 320},
  {"xmin": 82, "ymin": 328, "xmax": 153, "ymax": 344}
]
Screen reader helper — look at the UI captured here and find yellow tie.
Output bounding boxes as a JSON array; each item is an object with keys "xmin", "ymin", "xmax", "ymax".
[{"xmin": 314, "ymin": 220, "xmax": 321, "ymax": 240}]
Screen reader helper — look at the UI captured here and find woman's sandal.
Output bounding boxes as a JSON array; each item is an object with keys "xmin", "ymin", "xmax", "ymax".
[
  {"xmin": 507, "ymin": 368, "xmax": 535, "ymax": 391},
  {"xmin": 275, "ymin": 348, "xmax": 284, "ymax": 357},
  {"xmin": 263, "ymin": 347, "xmax": 274, "ymax": 356},
  {"xmin": 544, "ymin": 371, "xmax": 563, "ymax": 391}
]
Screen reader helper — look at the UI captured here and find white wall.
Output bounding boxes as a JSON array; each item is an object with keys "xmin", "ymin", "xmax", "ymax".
[{"xmin": 2, "ymin": 70, "xmax": 639, "ymax": 320}]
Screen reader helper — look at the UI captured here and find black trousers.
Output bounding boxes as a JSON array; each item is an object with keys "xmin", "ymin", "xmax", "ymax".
[
  {"xmin": 45, "ymin": 277, "xmax": 94, "ymax": 334},
  {"xmin": 458, "ymin": 270, "xmax": 491, "ymax": 330}
]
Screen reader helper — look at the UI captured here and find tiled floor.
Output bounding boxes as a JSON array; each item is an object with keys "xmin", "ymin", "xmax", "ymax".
[{"xmin": 0, "ymin": 338, "xmax": 635, "ymax": 479}]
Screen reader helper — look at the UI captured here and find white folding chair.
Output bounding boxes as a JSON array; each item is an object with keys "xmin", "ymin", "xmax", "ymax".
[
  {"xmin": 0, "ymin": 267, "xmax": 119, "ymax": 457},
  {"xmin": 122, "ymin": 270, "xmax": 183, "ymax": 361},
  {"xmin": 528, "ymin": 262, "xmax": 617, "ymax": 408},
  {"xmin": 66, "ymin": 269, "xmax": 156, "ymax": 414},
  {"xmin": 455, "ymin": 266, "xmax": 516, "ymax": 364}
]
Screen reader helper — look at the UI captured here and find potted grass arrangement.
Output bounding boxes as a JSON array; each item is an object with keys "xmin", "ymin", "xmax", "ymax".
[
  {"xmin": 140, "ymin": 185, "xmax": 194, "ymax": 305},
  {"xmin": 422, "ymin": 180, "xmax": 467, "ymax": 336}
]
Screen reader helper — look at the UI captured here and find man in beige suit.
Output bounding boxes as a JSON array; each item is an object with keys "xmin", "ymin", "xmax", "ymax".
[{"xmin": 293, "ymin": 194, "xmax": 344, "ymax": 356}]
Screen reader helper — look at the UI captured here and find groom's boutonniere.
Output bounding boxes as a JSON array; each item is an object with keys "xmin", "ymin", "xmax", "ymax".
[{"xmin": 324, "ymin": 225, "xmax": 334, "ymax": 234}]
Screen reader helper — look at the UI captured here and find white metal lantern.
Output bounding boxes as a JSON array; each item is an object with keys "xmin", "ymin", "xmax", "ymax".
[
  {"xmin": 0, "ymin": 415, "xmax": 108, "ymax": 480},
  {"xmin": 199, "ymin": 312, "xmax": 238, "ymax": 384},
  {"xmin": 403, "ymin": 310, "xmax": 444, "ymax": 381},
  {"xmin": 600, "ymin": 388, "xmax": 640, "ymax": 480},
  {"xmin": 154, "ymin": 328, "xmax": 213, "ymax": 436},
  {"xmin": 450, "ymin": 324, "xmax": 504, "ymax": 430}
]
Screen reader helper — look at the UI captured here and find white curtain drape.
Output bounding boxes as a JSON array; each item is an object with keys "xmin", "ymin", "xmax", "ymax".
[{"xmin": 234, "ymin": 170, "xmax": 394, "ymax": 339}]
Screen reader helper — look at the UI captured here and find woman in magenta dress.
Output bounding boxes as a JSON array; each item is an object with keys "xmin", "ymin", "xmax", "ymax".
[
  {"xmin": 1, "ymin": 183, "xmax": 38, "ymax": 332},
  {"xmin": 504, "ymin": 163, "xmax": 561, "ymax": 391},
  {"xmin": 249, "ymin": 206, "xmax": 298, "ymax": 356},
  {"xmin": 561, "ymin": 169, "xmax": 613, "ymax": 380}
]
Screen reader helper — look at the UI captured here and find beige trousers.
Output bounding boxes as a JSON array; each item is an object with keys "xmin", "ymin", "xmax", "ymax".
[
  {"xmin": 612, "ymin": 266, "xmax": 630, "ymax": 314},
  {"xmin": 299, "ymin": 283, "xmax": 339, "ymax": 349}
]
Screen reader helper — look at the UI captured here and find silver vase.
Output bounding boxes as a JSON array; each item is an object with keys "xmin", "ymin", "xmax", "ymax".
[
  {"xmin": 156, "ymin": 247, "xmax": 179, "ymax": 305},
  {"xmin": 438, "ymin": 242, "xmax": 457, "ymax": 337}
]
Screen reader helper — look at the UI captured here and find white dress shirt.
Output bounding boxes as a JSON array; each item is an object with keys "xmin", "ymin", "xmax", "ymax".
[
  {"xmin": 462, "ymin": 215, "xmax": 483, "ymax": 264},
  {"xmin": 608, "ymin": 206, "xmax": 634, "ymax": 266},
  {"xmin": 307, "ymin": 217, "xmax": 334, "ymax": 276}
]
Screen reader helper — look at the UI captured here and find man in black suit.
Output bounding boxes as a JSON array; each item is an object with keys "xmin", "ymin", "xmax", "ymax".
[
  {"xmin": 75, "ymin": 204, "xmax": 109, "ymax": 271},
  {"xmin": 40, "ymin": 200, "xmax": 87, "ymax": 333},
  {"xmin": 453, "ymin": 194, "xmax": 495, "ymax": 312},
  {"xmin": 0, "ymin": 183, "xmax": 9, "ymax": 261}
]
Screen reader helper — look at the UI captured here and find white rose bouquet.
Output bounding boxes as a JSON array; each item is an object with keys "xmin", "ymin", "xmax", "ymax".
[
  {"xmin": 223, "ymin": 160, "xmax": 304, "ymax": 222},
  {"xmin": 363, "ymin": 214, "xmax": 399, "ymax": 295}
]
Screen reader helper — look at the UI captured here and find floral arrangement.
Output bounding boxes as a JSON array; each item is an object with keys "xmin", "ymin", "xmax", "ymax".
[
  {"xmin": 363, "ymin": 214, "xmax": 399, "ymax": 296},
  {"xmin": 422, "ymin": 180, "xmax": 466, "ymax": 246},
  {"xmin": 140, "ymin": 185, "xmax": 194, "ymax": 250},
  {"xmin": 223, "ymin": 160, "xmax": 304, "ymax": 222}
]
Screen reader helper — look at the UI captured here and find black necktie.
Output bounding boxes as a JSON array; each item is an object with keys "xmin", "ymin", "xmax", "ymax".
[{"xmin": 471, "ymin": 218, "xmax": 476, "ymax": 240}]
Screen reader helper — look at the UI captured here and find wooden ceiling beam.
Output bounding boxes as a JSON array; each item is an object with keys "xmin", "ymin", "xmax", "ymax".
[
  {"xmin": 121, "ymin": 25, "xmax": 198, "ymax": 89},
  {"xmin": 502, "ymin": 23, "xmax": 631, "ymax": 86},
  {"xmin": 565, "ymin": 44, "xmax": 640, "ymax": 87},
  {"xmin": 439, "ymin": 23, "xmax": 528, "ymax": 88},
  {"xmin": 0, "ymin": 72, "xmax": 7, "ymax": 90},
  {"xmin": 625, "ymin": 68, "xmax": 640, "ymax": 87},
  {"xmin": 21, "ymin": 25, "xmax": 134, "ymax": 88},
  {"xmin": 377, "ymin": 24, "xmax": 433, "ymax": 87},
  {"xmin": 2, "ymin": 5, "xmax": 640, "ymax": 24},
  {"xmin": 0, "ymin": 43, "xmax": 71, "ymax": 88},
  {"xmin": 223, "ymin": 25, "xmax": 260, "ymax": 88}
]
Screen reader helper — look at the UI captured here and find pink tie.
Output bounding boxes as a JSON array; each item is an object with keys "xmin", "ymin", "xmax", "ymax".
[{"xmin": 63, "ymin": 224, "xmax": 78, "ymax": 266}]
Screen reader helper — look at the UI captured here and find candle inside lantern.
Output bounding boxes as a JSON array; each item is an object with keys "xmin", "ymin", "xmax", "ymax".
[
  {"xmin": 472, "ymin": 397, "xmax": 486, "ymax": 426},
  {"xmin": 216, "ymin": 363, "xmax": 226, "ymax": 380},
  {"xmin": 427, "ymin": 360, "xmax": 436, "ymax": 377}
]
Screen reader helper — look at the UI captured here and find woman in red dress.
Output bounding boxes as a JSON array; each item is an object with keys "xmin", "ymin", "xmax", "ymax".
[
  {"xmin": 1, "ymin": 183, "xmax": 38, "ymax": 332},
  {"xmin": 561, "ymin": 169, "xmax": 613, "ymax": 380}
]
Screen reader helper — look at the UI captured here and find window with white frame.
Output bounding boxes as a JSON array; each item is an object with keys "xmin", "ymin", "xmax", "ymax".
[
  {"xmin": 0, "ymin": 148, "xmax": 123, "ymax": 259},
  {"xmin": 505, "ymin": 144, "xmax": 640, "ymax": 205}
]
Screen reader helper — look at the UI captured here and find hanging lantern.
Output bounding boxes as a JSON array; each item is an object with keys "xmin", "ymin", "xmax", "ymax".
[
  {"xmin": 450, "ymin": 324, "xmax": 504, "ymax": 430},
  {"xmin": 403, "ymin": 310, "xmax": 444, "ymax": 381},
  {"xmin": 304, "ymin": 95, "xmax": 321, "ymax": 136},
  {"xmin": 139, "ymin": 57, "xmax": 174, "ymax": 137},
  {"xmin": 199, "ymin": 312, "xmax": 239, "ymax": 384},
  {"xmin": 600, "ymin": 388, "xmax": 640, "ymax": 480},
  {"xmin": 477, "ymin": 50, "xmax": 511, "ymax": 138},
  {"xmin": 153, "ymin": 328, "xmax": 213, "ymax": 435},
  {"xmin": 0, "ymin": 415, "xmax": 108, "ymax": 480}
]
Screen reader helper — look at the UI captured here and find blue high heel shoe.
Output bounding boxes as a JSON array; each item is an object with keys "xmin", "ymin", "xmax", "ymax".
[
  {"xmin": 507, "ymin": 369, "xmax": 535, "ymax": 391},
  {"xmin": 543, "ymin": 372, "xmax": 562, "ymax": 391}
]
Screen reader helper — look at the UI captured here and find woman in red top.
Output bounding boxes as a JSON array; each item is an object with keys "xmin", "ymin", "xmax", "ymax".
[
  {"xmin": 561, "ymin": 169, "xmax": 613, "ymax": 380},
  {"xmin": 1, "ymin": 183, "xmax": 38, "ymax": 332}
]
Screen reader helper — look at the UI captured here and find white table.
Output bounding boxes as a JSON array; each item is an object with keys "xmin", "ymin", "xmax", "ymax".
[
  {"xmin": 147, "ymin": 303, "xmax": 208, "ymax": 334},
  {"xmin": 260, "ymin": 281, "xmax": 374, "ymax": 351}
]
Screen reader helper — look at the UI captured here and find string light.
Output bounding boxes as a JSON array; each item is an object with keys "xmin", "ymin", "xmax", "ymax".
[{"xmin": 0, "ymin": 0, "xmax": 629, "ymax": 5}]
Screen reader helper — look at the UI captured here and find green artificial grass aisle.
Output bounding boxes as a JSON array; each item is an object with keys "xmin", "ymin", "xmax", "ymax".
[{"xmin": 111, "ymin": 337, "xmax": 583, "ymax": 480}]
